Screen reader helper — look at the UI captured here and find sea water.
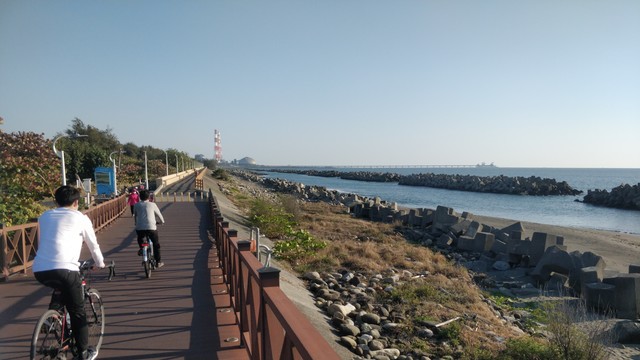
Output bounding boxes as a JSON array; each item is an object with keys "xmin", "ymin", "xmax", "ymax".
[{"xmin": 261, "ymin": 167, "xmax": 640, "ymax": 235}]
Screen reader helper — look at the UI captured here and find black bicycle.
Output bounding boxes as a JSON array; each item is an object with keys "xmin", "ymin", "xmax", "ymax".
[{"xmin": 30, "ymin": 260, "xmax": 115, "ymax": 360}]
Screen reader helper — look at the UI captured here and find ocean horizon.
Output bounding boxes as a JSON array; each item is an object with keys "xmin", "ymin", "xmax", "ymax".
[{"xmin": 256, "ymin": 166, "xmax": 640, "ymax": 235}]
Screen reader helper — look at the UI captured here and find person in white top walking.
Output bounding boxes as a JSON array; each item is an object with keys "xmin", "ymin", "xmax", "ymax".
[
  {"xmin": 33, "ymin": 186, "xmax": 106, "ymax": 360},
  {"xmin": 133, "ymin": 189, "xmax": 165, "ymax": 267}
]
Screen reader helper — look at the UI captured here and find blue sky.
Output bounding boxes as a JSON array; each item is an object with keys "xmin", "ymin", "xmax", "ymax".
[{"xmin": 1, "ymin": 1, "xmax": 639, "ymax": 168}]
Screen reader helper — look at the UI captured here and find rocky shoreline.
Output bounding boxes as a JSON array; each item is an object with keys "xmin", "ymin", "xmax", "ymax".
[{"xmin": 262, "ymin": 169, "xmax": 583, "ymax": 196}]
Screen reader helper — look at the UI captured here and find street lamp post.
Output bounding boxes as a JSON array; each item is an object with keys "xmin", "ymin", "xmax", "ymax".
[
  {"xmin": 144, "ymin": 151, "xmax": 149, "ymax": 189},
  {"xmin": 109, "ymin": 150, "xmax": 124, "ymax": 195},
  {"xmin": 162, "ymin": 149, "xmax": 169, "ymax": 176},
  {"xmin": 175, "ymin": 154, "xmax": 179, "ymax": 175},
  {"xmin": 53, "ymin": 133, "xmax": 88, "ymax": 186}
]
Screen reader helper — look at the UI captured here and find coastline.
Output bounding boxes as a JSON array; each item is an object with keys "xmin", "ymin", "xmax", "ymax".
[
  {"xmin": 253, "ymin": 168, "xmax": 640, "ymax": 275},
  {"xmin": 212, "ymin": 170, "xmax": 640, "ymax": 358},
  {"xmin": 256, "ymin": 168, "xmax": 640, "ymax": 235}
]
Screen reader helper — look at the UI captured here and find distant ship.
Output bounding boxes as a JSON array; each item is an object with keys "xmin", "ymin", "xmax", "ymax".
[{"xmin": 476, "ymin": 162, "xmax": 497, "ymax": 168}]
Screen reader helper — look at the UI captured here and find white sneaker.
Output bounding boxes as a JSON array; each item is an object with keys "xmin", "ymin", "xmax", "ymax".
[{"xmin": 156, "ymin": 262, "xmax": 164, "ymax": 268}]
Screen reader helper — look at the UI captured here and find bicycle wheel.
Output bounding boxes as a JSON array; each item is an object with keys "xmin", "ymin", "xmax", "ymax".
[
  {"xmin": 143, "ymin": 260, "xmax": 151, "ymax": 278},
  {"xmin": 85, "ymin": 289, "xmax": 105, "ymax": 351},
  {"xmin": 30, "ymin": 309, "xmax": 65, "ymax": 360},
  {"xmin": 149, "ymin": 241, "xmax": 155, "ymax": 269}
]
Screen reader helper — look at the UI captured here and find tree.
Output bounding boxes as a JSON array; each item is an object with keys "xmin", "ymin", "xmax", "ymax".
[
  {"xmin": 59, "ymin": 118, "xmax": 122, "ymax": 181},
  {"xmin": 1, "ymin": 119, "xmax": 198, "ymax": 224},
  {"xmin": 0, "ymin": 132, "xmax": 59, "ymax": 226},
  {"xmin": 203, "ymin": 158, "xmax": 218, "ymax": 169}
]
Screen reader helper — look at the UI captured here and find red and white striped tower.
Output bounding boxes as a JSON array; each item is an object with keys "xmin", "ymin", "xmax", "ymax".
[{"xmin": 214, "ymin": 129, "xmax": 222, "ymax": 162}]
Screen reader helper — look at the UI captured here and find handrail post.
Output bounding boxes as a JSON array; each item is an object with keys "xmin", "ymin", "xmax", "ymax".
[
  {"xmin": 226, "ymin": 228, "xmax": 237, "ymax": 307},
  {"xmin": 257, "ymin": 267, "xmax": 281, "ymax": 359},
  {"xmin": 1, "ymin": 223, "xmax": 8, "ymax": 281},
  {"xmin": 21, "ymin": 227, "xmax": 28, "ymax": 275},
  {"xmin": 221, "ymin": 221, "xmax": 229, "ymax": 247},
  {"xmin": 237, "ymin": 240, "xmax": 252, "ymax": 342},
  {"xmin": 258, "ymin": 266, "xmax": 280, "ymax": 287}
]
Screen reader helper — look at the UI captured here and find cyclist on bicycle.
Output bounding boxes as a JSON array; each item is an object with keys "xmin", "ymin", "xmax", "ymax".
[
  {"xmin": 133, "ymin": 189, "xmax": 165, "ymax": 267},
  {"xmin": 33, "ymin": 185, "xmax": 106, "ymax": 360}
]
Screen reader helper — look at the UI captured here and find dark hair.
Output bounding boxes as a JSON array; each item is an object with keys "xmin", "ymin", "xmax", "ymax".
[
  {"xmin": 55, "ymin": 186, "xmax": 81, "ymax": 207},
  {"xmin": 139, "ymin": 189, "xmax": 150, "ymax": 201}
]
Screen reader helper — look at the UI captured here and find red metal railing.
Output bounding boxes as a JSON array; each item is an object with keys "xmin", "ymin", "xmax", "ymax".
[
  {"xmin": 0, "ymin": 195, "xmax": 127, "ymax": 281},
  {"xmin": 208, "ymin": 190, "xmax": 340, "ymax": 360}
]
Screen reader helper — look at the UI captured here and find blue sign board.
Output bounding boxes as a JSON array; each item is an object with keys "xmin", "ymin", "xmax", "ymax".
[{"xmin": 94, "ymin": 167, "xmax": 115, "ymax": 196}]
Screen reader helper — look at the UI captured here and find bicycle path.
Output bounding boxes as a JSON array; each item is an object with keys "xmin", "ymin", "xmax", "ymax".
[{"xmin": 0, "ymin": 201, "xmax": 248, "ymax": 360}]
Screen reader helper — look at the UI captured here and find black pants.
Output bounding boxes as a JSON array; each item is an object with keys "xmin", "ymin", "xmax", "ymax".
[
  {"xmin": 136, "ymin": 229, "xmax": 161, "ymax": 262},
  {"xmin": 34, "ymin": 269, "xmax": 88, "ymax": 354}
]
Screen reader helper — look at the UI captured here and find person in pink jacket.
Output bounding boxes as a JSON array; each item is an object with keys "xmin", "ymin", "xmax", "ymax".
[{"xmin": 127, "ymin": 188, "xmax": 140, "ymax": 216}]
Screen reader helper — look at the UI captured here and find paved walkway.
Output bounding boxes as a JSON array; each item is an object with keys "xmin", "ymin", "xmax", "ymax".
[{"xmin": 0, "ymin": 201, "xmax": 247, "ymax": 360}]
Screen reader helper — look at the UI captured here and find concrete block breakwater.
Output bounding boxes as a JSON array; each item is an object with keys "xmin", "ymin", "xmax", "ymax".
[
  {"xmin": 581, "ymin": 183, "xmax": 640, "ymax": 210},
  {"xmin": 232, "ymin": 169, "xmax": 640, "ymax": 321},
  {"xmin": 265, "ymin": 169, "xmax": 582, "ymax": 196}
]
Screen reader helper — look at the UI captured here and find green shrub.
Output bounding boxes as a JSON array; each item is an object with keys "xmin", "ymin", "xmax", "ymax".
[
  {"xmin": 211, "ymin": 168, "xmax": 229, "ymax": 180},
  {"xmin": 438, "ymin": 321, "xmax": 463, "ymax": 347},
  {"xmin": 249, "ymin": 198, "xmax": 295, "ymax": 239},
  {"xmin": 0, "ymin": 196, "xmax": 46, "ymax": 227},
  {"xmin": 248, "ymin": 197, "xmax": 326, "ymax": 264},
  {"xmin": 485, "ymin": 292, "xmax": 547, "ymax": 333},
  {"xmin": 496, "ymin": 337, "xmax": 556, "ymax": 360},
  {"xmin": 273, "ymin": 229, "xmax": 327, "ymax": 263}
]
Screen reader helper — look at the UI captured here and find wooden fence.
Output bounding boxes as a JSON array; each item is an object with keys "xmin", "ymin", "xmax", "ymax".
[
  {"xmin": 0, "ymin": 195, "xmax": 127, "ymax": 281},
  {"xmin": 208, "ymin": 190, "xmax": 340, "ymax": 360},
  {"xmin": 195, "ymin": 167, "xmax": 206, "ymax": 191},
  {"xmin": 154, "ymin": 191, "xmax": 208, "ymax": 203}
]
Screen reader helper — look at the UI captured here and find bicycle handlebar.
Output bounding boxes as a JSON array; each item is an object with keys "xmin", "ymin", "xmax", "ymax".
[{"xmin": 79, "ymin": 260, "xmax": 116, "ymax": 281}]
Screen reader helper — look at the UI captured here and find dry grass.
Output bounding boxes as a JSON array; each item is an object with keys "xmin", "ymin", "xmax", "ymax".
[{"xmin": 297, "ymin": 201, "xmax": 523, "ymax": 355}]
